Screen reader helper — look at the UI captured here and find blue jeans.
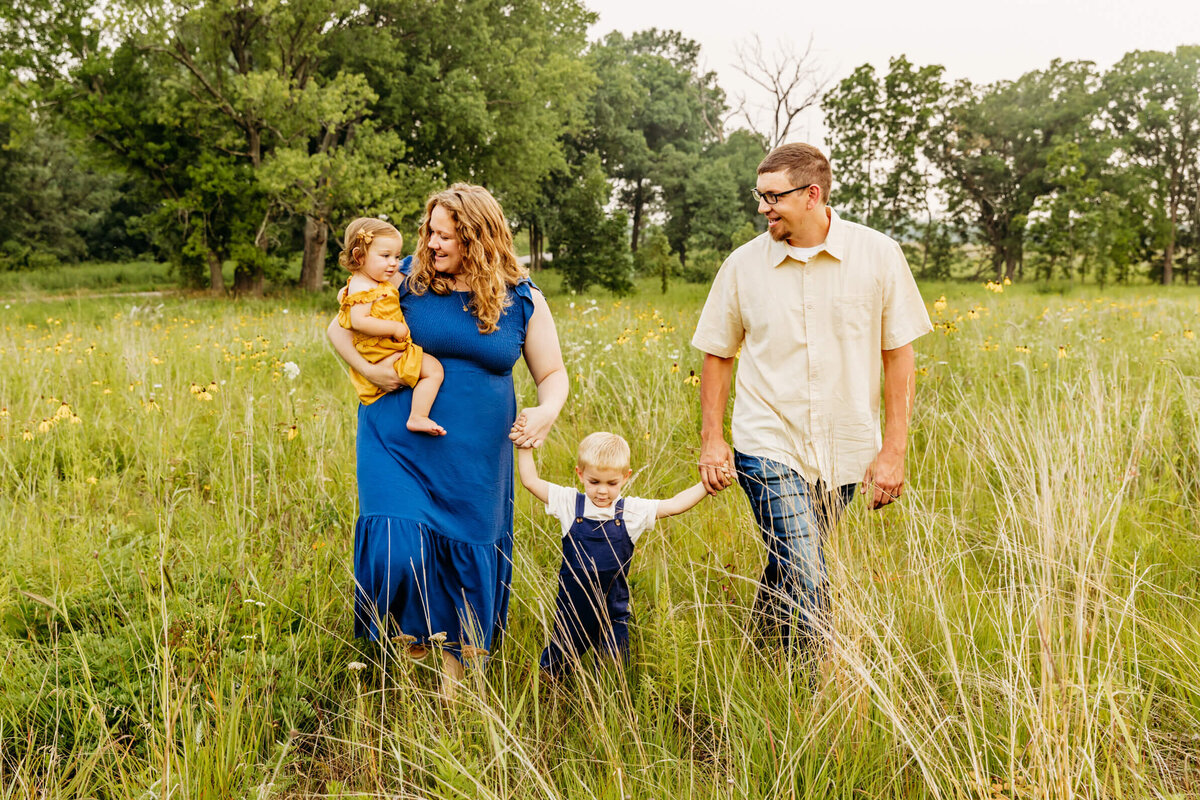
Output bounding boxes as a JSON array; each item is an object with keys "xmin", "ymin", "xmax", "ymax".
[{"xmin": 734, "ymin": 452, "xmax": 855, "ymax": 651}]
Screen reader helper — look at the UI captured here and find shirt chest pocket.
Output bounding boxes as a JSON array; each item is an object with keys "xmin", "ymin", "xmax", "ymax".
[{"xmin": 830, "ymin": 294, "xmax": 875, "ymax": 341}]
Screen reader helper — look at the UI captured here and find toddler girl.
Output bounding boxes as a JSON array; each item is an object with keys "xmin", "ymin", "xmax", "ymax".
[{"xmin": 337, "ymin": 218, "xmax": 445, "ymax": 435}]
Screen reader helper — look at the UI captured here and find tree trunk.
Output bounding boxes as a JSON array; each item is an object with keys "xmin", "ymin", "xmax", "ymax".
[
  {"xmin": 208, "ymin": 250, "xmax": 224, "ymax": 295},
  {"xmin": 233, "ymin": 266, "xmax": 264, "ymax": 295},
  {"xmin": 529, "ymin": 219, "xmax": 543, "ymax": 272},
  {"xmin": 1004, "ymin": 252, "xmax": 1019, "ymax": 283},
  {"xmin": 920, "ymin": 212, "xmax": 931, "ymax": 276},
  {"xmin": 630, "ymin": 180, "xmax": 644, "ymax": 254},
  {"xmin": 1163, "ymin": 215, "xmax": 1176, "ymax": 286},
  {"xmin": 300, "ymin": 215, "xmax": 328, "ymax": 292}
]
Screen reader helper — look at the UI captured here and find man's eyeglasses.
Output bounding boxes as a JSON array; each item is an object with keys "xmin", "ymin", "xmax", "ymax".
[{"xmin": 752, "ymin": 184, "xmax": 814, "ymax": 205}]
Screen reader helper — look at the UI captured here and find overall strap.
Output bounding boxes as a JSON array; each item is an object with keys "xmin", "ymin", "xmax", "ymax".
[
  {"xmin": 573, "ymin": 491, "xmax": 587, "ymax": 521},
  {"xmin": 614, "ymin": 498, "xmax": 626, "ymax": 523}
]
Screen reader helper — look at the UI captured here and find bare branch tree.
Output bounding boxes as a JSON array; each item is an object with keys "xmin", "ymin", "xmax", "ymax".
[
  {"xmin": 694, "ymin": 59, "xmax": 741, "ymax": 144},
  {"xmin": 733, "ymin": 34, "xmax": 831, "ymax": 148}
]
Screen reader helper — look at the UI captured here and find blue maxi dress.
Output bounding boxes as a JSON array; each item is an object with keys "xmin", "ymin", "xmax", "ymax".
[{"xmin": 353, "ymin": 257, "xmax": 536, "ymax": 656}]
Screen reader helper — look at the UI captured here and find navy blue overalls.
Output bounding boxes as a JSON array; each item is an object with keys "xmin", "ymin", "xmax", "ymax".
[{"xmin": 539, "ymin": 493, "xmax": 635, "ymax": 675}]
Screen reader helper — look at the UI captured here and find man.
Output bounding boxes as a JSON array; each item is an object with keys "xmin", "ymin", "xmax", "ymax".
[{"xmin": 692, "ymin": 143, "xmax": 932, "ymax": 651}]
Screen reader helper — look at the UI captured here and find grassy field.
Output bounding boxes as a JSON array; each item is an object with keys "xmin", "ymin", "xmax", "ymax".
[{"xmin": 1, "ymin": 273, "xmax": 1198, "ymax": 799}]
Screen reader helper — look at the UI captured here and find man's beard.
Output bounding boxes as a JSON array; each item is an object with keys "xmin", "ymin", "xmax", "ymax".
[{"xmin": 768, "ymin": 221, "xmax": 791, "ymax": 242}]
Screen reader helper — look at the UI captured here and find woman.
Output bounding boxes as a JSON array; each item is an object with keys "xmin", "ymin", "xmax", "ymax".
[{"xmin": 327, "ymin": 184, "xmax": 567, "ymax": 694}]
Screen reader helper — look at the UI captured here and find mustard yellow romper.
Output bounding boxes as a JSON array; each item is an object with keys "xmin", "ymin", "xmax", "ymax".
[{"xmin": 337, "ymin": 280, "xmax": 424, "ymax": 405}]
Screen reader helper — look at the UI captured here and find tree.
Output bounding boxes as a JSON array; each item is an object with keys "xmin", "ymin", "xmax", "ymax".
[
  {"xmin": 656, "ymin": 129, "xmax": 765, "ymax": 269},
  {"xmin": 824, "ymin": 56, "xmax": 944, "ymax": 268},
  {"xmin": 583, "ymin": 29, "xmax": 726, "ymax": 253},
  {"xmin": 733, "ymin": 35, "xmax": 829, "ymax": 149},
  {"xmin": 9, "ymin": 0, "xmax": 384, "ymax": 292},
  {"xmin": 823, "ymin": 63, "xmax": 885, "ymax": 227},
  {"xmin": 314, "ymin": 0, "xmax": 596, "ymax": 281},
  {"xmin": 880, "ymin": 57, "xmax": 945, "ymax": 243},
  {"xmin": 1103, "ymin": 46, "xmax": 1200, "ymax": 285},
  {"xmin": 546, "ymin": 153, "xmax": 633, "ymax": 295},
  {"xmin": 926, "ymin": 61, "xmax": 1100, "ymax": 281}
]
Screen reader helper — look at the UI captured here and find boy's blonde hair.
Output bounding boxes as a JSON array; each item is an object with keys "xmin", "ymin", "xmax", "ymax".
[
  {"xmin": 576, "ymin": 432, "xmax": 631, "ymax": 472},
  {"xmin": 338, "ymin": 217, "xmax": 403, "ymax": 272}
]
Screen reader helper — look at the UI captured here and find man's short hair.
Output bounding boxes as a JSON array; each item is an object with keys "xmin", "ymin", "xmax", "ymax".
[
  {"xmin": 757, "ymin": 143, "xmax": 832, "ymax": 204},
  {"xmin": 577, "ymin": 432, "xmax": 631, "ymax": 472}
]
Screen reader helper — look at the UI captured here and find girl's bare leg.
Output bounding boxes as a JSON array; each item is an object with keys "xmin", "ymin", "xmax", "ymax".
[{"xmin": 407, "ymin": 355, "xmax": 446, "ymax": 435}]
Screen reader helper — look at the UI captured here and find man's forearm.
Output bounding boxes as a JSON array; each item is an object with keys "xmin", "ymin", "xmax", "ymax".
[
  {"xmin": 700, "ymin": 354, "xmax": 734, "ymax": 442},
  {"xmin": 880, "ymin": 344, "xmax": 915, "ymax": 456}
]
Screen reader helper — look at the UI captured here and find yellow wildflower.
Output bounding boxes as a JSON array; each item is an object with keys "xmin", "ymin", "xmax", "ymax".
[
  {"xmin": 286, "ymin": 425, "xmax": 298, "ymax": 440},
  {"xmin": 197, "ymin": 390, "xmax": 213, "ymax": 402},
  {"xmin": 1184, "ymin": 329, "xmax": 1195, "ymax": 340},
  {"xmin": 22, "ymin": 430, "xmax": 33, "ymax": 441},
  {"xmin": 1057, "ymin": 345, "xmax": 1069, "ymax": 359},
  {"xmin": 207, "ymin": 381, "xmax": 219, "ymax": 393},
  {"xmin": 670, "ymin": 363, "xmax": 680, "ymax": 373},
  {"xmin": 37, "ymin": 419, "xmax": 52, "ymax": 433},
  {"xmin": 0, "ymin": 407, "xmax": 8, "ymax": 419},
  {"xmin": 933, "ymin": 295, "xmax": 947, "ymax": 313},
  {"xmin": 86, "ymin": 476, "xmax": 98, "ymax": 485},
  {"xmin": 1015, "ymin": 345, "xmax": 1031, "ymax": 354}
]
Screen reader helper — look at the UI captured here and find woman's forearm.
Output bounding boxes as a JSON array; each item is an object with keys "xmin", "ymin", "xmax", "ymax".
[
  {"xmin": 327, "ymin": 317, "xmax": 401, "ymax": 390},
  {"xmin": 534, "ymin": 366, "xmax": 568, "ymax": 417},
  {"xmin": 327, "ymin": 318, "xmax": 371, "ymax": 371}
]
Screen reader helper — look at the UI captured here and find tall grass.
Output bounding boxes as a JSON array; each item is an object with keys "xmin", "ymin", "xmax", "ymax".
[{"xmin": 0, "ymin": 278, "xmax": 1197, "ymax": 798}]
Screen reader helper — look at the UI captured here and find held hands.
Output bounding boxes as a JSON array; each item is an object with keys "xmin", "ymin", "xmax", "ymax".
[
  {"xmin": 861, "ymin": 449, "xmax": 904, "ymax": 510},
  {"xmin": 509, "ymin": 405, "xmax": 556, "ymax": 449},
  {"xmin": 698, "ymin": 436, "xmax": 736, "ymax": 495}
]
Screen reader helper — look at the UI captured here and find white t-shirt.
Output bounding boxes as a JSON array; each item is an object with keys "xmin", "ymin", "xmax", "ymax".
[
  {"xmin": 544, "ymin": 483, "xmax": 659, "ymax": 545},
  {"xmin": 786, "ymin": 242, "xmax": 827, "ymax": 263}
]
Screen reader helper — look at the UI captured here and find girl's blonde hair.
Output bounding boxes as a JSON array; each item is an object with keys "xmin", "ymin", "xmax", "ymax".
[
  {"xmin": 408, "ymin": 184, "xmax": 528, "ymax": 334},
  {"xmin": 577, "ymin": 432, "xmax": 631, "ymax": 472},
  {"xmin": 338, "ymin": 217, "xmax": 403, "ymax": 272}
]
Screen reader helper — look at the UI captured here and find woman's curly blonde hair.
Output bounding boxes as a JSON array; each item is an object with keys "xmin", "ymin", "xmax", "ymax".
[
  {"xmin": 337, "ymin": 217, "xmax": 403, "ymax": 272},
  {"xmin": 408, "ymin": 184, "xmax": 528, "ymax": 334}
]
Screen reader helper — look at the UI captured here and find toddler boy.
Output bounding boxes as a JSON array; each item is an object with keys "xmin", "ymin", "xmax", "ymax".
[{"xmin": 516, "ymin": 432, "xmax": 707, "ymax": 675}]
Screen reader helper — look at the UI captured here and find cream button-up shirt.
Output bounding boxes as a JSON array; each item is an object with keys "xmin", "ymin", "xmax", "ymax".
[{"xmin": 691, "ymin": 208, "xmax": 932, "ymax": 488}]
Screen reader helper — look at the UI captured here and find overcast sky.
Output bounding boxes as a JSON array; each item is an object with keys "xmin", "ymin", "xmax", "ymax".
[{"xmin": 586, "ymin": 0, "xmax": 1200, "ymax": 145}]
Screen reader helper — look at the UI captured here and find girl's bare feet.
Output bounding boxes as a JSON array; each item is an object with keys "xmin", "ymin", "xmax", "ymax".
[{"xmin": 407, "ymin": 416, "xmax": 446, "ymax": 435}]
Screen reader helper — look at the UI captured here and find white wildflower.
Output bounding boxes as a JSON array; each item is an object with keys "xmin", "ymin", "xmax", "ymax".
[{"xmin": 282, "ymin": 361, "xmax": 300, "ymax": 380}]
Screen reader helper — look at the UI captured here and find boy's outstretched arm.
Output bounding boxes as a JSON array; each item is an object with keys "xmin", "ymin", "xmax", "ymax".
[
  {"xmin": 516, "ymin": 447, "xmax": 550, "ymax": 504},
  {"xmin": 655, "ymin": 482, "xmax": 708, "ymax": 519}
]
